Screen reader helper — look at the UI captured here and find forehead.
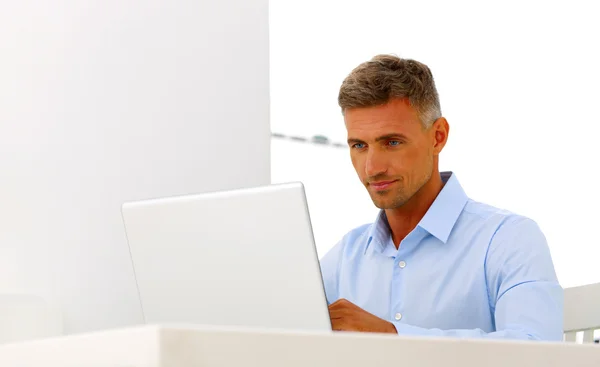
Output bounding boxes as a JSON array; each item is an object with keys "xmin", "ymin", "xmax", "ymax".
[{"xmin": 344, "ymin": 98, "xmax": 422, "ymax": 140}]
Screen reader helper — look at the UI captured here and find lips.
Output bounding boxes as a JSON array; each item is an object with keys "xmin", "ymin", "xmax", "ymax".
[{"xmin": 369, "ymin": 180, "xmax": 397, "ymax": 190}]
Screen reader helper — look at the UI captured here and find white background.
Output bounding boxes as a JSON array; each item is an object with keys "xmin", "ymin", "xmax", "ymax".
[
  {"xmin": 0, "ymin": 0, "xmax": 597, "ymax": 338},
  {"xmin": 270, "ymin": 0, "xmax": 600, "ymax": 288},
  {"xmin": 0, "ymin": 0, "xmax": 270, "ymax": 334}
]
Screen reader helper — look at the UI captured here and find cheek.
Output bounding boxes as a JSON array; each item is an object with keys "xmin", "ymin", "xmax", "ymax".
[
  {"xmin": 404, "ymin": 146, "xmax": 424, "ymax": 164},
  {"xmin": 350, "ymin": 153, "xmax": 365, "ymax": 176},
  {"xmin": 390, "ymin": 149, "xmax": 420, "ymax": 174},
  {"xmin": 409, "ymin": 148, "xmax": 433, "ymax": 176}
]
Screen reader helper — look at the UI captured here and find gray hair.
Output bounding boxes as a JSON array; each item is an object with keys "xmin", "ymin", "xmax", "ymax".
[{"xmin": 338, "ymin": 54, "xmax": 442, "ymax": 128}]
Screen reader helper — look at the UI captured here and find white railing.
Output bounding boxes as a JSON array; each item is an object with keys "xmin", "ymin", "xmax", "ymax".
[
  {"xmin": 1, "ymin": 325, "xmax": 600, "ymax": 367},
  {"xmin": 564, "ymin": 282, "xmax": 600, "ymax": 344}
]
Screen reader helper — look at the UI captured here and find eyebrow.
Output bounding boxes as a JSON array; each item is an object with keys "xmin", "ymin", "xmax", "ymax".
[{"xmin": 347, "ymin": 133, "xmax": 408, "ymax": 145}]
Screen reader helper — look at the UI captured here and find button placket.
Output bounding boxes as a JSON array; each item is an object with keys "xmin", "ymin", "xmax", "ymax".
[{"xmin": 391, "ymin": 253, "xmax": 408, "ymax": 323}]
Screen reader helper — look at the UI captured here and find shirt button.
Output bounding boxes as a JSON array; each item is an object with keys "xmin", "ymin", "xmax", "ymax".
[
  {"xmin": 398, "ymin": 261, "xmax": 406, "ymax": 268},
  {"xmin": 395, "ymin": 313, "xmax": 402, "ymax": 320}
]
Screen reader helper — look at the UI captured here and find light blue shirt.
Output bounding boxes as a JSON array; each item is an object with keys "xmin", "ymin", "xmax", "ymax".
[{"xmin": 320, "ymin": 171, "xmax": 563, "ymax": 341}]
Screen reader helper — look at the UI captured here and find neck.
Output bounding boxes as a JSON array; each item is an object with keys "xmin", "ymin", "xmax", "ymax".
[{"xmin": 385, "ymin": 170, "xmax": 444, "ymax": 248}]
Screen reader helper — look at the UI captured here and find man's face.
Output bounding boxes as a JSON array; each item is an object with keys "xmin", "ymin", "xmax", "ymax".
[{"xmin": 345, "ymin": 98, "xmax": 445, "ymax": 209}]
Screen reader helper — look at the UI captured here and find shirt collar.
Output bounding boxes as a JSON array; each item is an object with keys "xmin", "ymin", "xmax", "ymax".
[
  {"xmin": 365, "ymin": 171, "xmax": 469, "ymax": 253},
  {"xmin": 418, "ymin": 171, "xmax": 469, "ymax": 243},
  {"xmin": 365, "ymin": 210, "xmax": 391, "ymax": 253}
]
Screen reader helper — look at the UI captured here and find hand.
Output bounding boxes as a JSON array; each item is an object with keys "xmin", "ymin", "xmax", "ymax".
[{"xmin": 328, "ymin": 298, "xmax": 397, "ymax": 334}]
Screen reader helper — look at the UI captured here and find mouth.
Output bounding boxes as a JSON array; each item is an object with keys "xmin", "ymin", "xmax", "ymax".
[{"xmin": 369, "ymin": 180, "xmax": 397, "ymax": 191}]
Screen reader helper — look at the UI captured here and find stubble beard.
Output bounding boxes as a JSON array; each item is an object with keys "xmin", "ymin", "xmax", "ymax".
[{"xmin": 368, "ymin": 160, "xmax": 434, "ymax": 210}]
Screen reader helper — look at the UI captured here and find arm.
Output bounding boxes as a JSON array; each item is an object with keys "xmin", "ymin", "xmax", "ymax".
[
  {"xmin": 391, "ymin": 217, "xmax": 564, "ymax": 341},
  {"xmin": 319, "ymin": 240, "xmax": 345, "ymax": 305}
]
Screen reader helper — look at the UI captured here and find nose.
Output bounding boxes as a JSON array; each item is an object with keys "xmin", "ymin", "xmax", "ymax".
[{"xmin": 365, "ymin": 149, "xmax": 388, "ymax": 179}]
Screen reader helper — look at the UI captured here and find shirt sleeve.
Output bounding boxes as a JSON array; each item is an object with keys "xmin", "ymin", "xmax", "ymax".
[
  {"xmin": 392, "ymin": 217, "xmax": 564, "ymax": 341},
  {"xmin": 319, "ymin": 240, "xmax": 346, "ymax": 305}
]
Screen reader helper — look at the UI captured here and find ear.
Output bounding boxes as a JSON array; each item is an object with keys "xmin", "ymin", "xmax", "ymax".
[{"xmin": 431, "ymin": 117, "xmax": 449, "ymax": 154}]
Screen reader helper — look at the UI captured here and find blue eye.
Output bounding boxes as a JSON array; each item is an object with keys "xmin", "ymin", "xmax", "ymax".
[
  {"xmin": 352, "ymin": 143, "xmax": 366, "ymax": 149},
  {"xmin": 388, "ymin": 140, "xmax": 401, "ymax": 146}
]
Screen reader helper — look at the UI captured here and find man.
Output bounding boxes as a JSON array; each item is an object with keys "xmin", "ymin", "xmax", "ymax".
[{"xmin": 320, "ymin": 54, "xmax": 563, "ymax": 341}]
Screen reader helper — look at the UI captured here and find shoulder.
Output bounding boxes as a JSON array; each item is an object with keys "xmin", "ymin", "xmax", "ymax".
[
  {"xmin": 473, "ymin": 202, "xmax": 559, "ymax": 302},
  {"xmin": 456, "ymin": 199, "xmax": 549, "ymax": 262},
  {"xmin": 320, "ymin": 222, "xmax": 373, "ymax": 261},
  {"xmin": 340, "ymin": 222, "xmax": 373, "ymax": 247},
  {"xmin": 462, "ymin": 199, "xmax": 543, "ymax": 237},
  {"xmin": 462, "ymin": 199, "xmax": 550, "ymax": 266},
  {"xmin": 319, "ymin": 222, "xmax": 373, "ymax": 300},
  {"xmin": 463, "ymin": 198, "xmax": 519, "ymax": 222}
]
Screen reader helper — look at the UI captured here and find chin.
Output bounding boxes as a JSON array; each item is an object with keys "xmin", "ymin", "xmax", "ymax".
[
  {"xmin": 371, "ymin": 195, "xmax": 408, "ymax": 210},
  {"xmin": 371, "ymin": 198, "xmax": 394, "ymax": 209}
]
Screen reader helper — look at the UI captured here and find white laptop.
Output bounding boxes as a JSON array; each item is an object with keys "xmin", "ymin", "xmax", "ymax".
[{"xmin": 121, "ymin": 182, "xmax": 332, "ymax": 332}]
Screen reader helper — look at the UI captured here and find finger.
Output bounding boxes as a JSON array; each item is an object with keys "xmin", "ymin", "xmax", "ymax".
[
  {"xmin": 330, "ymin": 319, "xmax": 345, "ymax": 331},
  {"xmin": 328, "ymin": 299, "xmax": 352, "ymax": 311},
  {"xmin": 329, "ymin": 308, "xmax": 353, "ymax": 322},
  {"xmin": 328, "ymin": 300, "xmax": 341, "ymax": 309},
  {"xmin": 328, "ymin": 303, "xmax": 340, "ymax": 311},
  {"xmin": 328, "ymin": 308, "xmax": 342, "ymax": 318},
  {"xmin": 331, "ymin": 318, "xmax": 354, "ymax": 332},
  {"xmin": 328, "ymin": 298, "xmax": 350, "ymax": 307},
  {"xmin": 328, "ymin": 305, "xmax": 350, "ymax": 316}
]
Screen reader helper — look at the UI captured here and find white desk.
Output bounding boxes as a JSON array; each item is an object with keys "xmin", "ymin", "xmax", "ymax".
[{"xmin": 0, "ymin": 325, "xmax": 598, "ymax": 366}]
